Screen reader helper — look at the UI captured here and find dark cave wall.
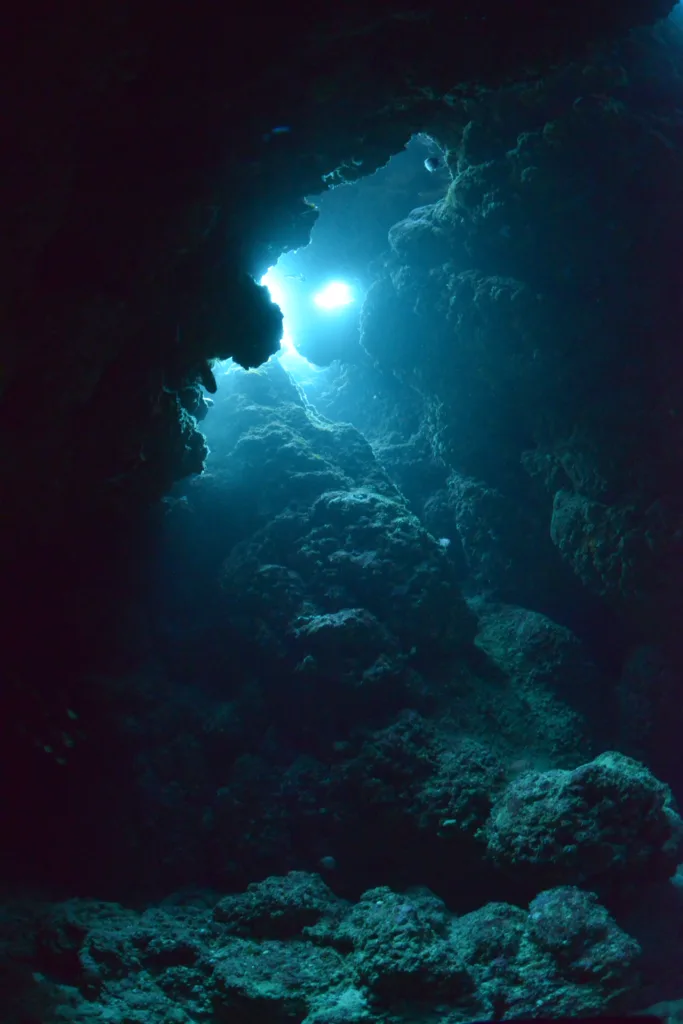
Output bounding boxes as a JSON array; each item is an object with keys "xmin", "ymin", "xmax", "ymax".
[{"xmin": 360, "ymin": 21, "xmax": 683, "ymax": 650}]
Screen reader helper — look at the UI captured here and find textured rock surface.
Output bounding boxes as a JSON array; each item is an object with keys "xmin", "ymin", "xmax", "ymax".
[
  {"xmin": 0, "ymin": 872, "xmax": 646, "ymax": 1023},
  {"xmin": 454, "ymin": 888, "xmax": 641, "ymax": 1018},
  {"xmin": 485, "ymin": 751, "xmax": 683, "ymax": 892},
  {"xmin": 471, "ymin": 599, "xmax": 605, "ymax": 762}
]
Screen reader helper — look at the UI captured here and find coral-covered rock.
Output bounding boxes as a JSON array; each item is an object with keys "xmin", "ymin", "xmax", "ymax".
[
  {"xmin": 472, "ymin": 600, "xmax": 602, "ymax": 760},
  {"xmin": 0, "ymin": 873, "xmax": 652, "ymax": 1023},
  {"xmin": 446, "ymin": 472, "xmax": 566, "ymax": 605},
  {"xmin": 454, "ymin": 900, "xmax": 528, "ymax": 978},
  {"xmin": 299, "ymin": 488, "xmax": 475, "ymax": 652},
  {"xmin": 222, "ymin": 478, "xmax": 475, "ymax": 659},
  {"xmin": 212, "ymin": 938, "xmax": 349, "ymax": 1022},
  {"xmin": 526, "ymin": 886, "xmax": 640, "ymax": 985},
  {"xmin": 331, "ymin": 710, "xmax": 505, "ymax": 840},
  {"xmin": 330, "ymin": 886, "xmax": 482, "ymax": 1010},
  {"xmin": 550, "ymin": 490, "xmax": 650, "ymax": 603},
  {"xmin": 213, "ymin": 871, "xmax": 347, "ymax": 938},
  {"xmin": 388, "ymin": 204, "xmax": 455, "ymax": 268},
  {"xmin": 453, "ymin": 887, "xmax": 640, "ymax": 1018},
  {"xmin": 210, "ymin": 364, "xmax": 475, "ymax": 666},
  {"xmin": 485, "ymin": 751, "xmax": 683, "ymax": 890},
  {"xmin": 447, "ymin": 601, "xmax": 597, "ymax": 769},
  {"xmin": 287, "ymin": 608, "xmax": 411, "ymax": 713}
]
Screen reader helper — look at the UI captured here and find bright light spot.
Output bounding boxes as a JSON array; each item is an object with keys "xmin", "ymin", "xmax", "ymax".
[
  {"xmin": 313, "ymin": 280, "xmax": 354, "ymax": 311},
  {"xmin": 261, "ymin": 270, "xmax": 285, "ymax": 311},
  {"xmin": 259, "ymin": 268, "xmax": 319, "ymax": 380},
  {"xmin": 260, "ymin": 269, "xmax": 299, "ymax": 358}
]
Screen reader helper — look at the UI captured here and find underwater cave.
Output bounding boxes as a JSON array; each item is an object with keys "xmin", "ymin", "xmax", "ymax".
[{"xmin": 3, "ymin": 1, "xmax": 683, "ymax": 1021}]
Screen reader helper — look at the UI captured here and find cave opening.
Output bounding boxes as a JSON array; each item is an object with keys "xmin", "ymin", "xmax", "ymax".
[
  {"xmin": 213, "ymin": 132, "xmax": 447, "ymax": 388},
  {"xmin": 202, "ymin": 131, "xmax": 451, "ymax": 476}
]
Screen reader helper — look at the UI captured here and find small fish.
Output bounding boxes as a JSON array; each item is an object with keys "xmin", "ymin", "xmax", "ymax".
[
  {"xmin": 424, "ymin": 155, "xmax": 442, "ymax": 172},
  {"xmin": 284, "ymin": 273, "xmax": 306, "ymax": 281}
]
